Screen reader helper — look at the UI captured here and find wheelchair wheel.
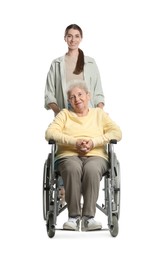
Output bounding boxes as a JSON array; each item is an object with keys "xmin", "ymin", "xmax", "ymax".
[
  {"xmin": 43, "ymin": 154, "xmax": 51, "ymax": 220},
  {"xmin": 110, "ymin": 214, "xmax": 118, "ymax": 237},
  {"xmin": 46, "ymin": 212, "xmax": 55, "ymax": 238},
  {"xmin": 114, "ymin": 160, "xmax": 121, "ymax": 219}
]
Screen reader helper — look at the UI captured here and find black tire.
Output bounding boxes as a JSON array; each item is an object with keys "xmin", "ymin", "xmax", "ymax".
[
  {"xmin": 47, "ymin": 213, "xmax": 55, "ymax": 238},
  {"xmin": 110, "ymin": 214, "xmax": 119, "ymax": 237},
  {"xmin": 43, "ymin": 154, "xmax": 51, "ymax": 220},
  {"xmin": 114, "ymin": 161, "xmax": 121, "ymax": 219}
]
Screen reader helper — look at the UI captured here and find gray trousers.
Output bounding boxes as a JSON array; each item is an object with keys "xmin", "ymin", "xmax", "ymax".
[{"xmin": 56, "ymin": 156, "xmax": 108, "ymax": 217}]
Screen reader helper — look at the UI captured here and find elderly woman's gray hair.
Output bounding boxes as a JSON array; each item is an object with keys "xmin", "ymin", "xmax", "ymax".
[{"xmin": 67, "ymin": 80, "xmax": 89, "ymax": 97}]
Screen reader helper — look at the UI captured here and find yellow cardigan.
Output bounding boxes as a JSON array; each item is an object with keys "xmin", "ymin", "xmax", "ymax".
[{"xmin": 45, "ymin": 108, "xmax": 122, "ymax": 161}]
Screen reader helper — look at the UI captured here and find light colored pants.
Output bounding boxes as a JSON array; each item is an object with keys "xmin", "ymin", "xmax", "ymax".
[{"xmin": 56, "ymin": 156, "xmax": 108, "ymax": 217}]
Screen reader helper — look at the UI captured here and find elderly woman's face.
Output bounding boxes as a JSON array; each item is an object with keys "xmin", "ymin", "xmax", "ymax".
[{"xmin": 68, "ymin": 87, "xmax": 90, "ymax": 111}]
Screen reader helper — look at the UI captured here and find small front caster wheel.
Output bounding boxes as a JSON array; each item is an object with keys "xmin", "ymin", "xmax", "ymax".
[{"xmin": 110, "ymin": 215, "xmax": 118, "ymax": 237}]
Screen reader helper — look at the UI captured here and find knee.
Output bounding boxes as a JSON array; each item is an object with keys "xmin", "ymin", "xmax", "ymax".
[
  {"xmin": 83, "ymin": 163, "xmax": 105, "ymax": 182},
  {"xmin": 59, "ymin": 159, "xmax": 82, "ymax": 179}
]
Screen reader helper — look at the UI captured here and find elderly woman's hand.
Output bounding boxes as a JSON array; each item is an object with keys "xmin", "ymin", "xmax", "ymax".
[{"xmin": 76, "ymin": 139, "xmax": 94, "ymax": 155}]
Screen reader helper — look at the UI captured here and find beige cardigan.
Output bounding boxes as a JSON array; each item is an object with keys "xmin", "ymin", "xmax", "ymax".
[{"xmin": 44, "ymin": 56, "xmax": 105, "ymax": 110}]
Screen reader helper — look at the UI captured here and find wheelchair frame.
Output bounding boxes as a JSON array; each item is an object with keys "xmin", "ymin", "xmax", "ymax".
[{"xmin": 43, "ymin": 139, "xmax": 121, "ymax": 238}]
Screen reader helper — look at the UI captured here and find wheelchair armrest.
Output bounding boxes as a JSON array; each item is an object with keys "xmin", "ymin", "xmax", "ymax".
[
  {"xmin": 49, "ymin": 139, "xmax": 117, "ymax": 145},
  {"xmin": 108, "ymin": 139, "xmax": 117, "ymax": 154},
  {"xmin": 48, "ymin": 139, "xmax": 56, "ymax": 145},
  {"xmin": 110, "ymin": 139, "xmax": 117, "ymax": 144}
]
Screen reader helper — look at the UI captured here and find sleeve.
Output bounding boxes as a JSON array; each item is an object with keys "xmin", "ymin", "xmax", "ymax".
[
  {"xmin": 45, "ymin": 110, "xmax": 76, "ymax": 145},
  {"xmin": 91, "ymin": 111, "xmax": 122, "ymax": 147},
  {"xmin": 91, "ymin": 59, "xmax": 105, "ymax": 107},
  {"xmin": 44, "ymin": 62, "xmax": 58, "ymax": 110}
]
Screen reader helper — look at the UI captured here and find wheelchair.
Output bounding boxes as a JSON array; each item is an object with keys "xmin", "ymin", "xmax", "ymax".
[{"xmin": 43, "ymin": 139, "xmax": 121, "ymax": 238}]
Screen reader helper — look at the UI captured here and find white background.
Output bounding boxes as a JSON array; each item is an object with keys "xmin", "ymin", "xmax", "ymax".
[{"xmin": 0, "ymin": 0, "xmax": 162, "ymax": 259}]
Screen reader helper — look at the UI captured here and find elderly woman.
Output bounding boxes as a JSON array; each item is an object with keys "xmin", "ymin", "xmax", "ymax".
[{"xmin": 45, "ymin": 80, "xmax": 122, "ymax": 231}]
